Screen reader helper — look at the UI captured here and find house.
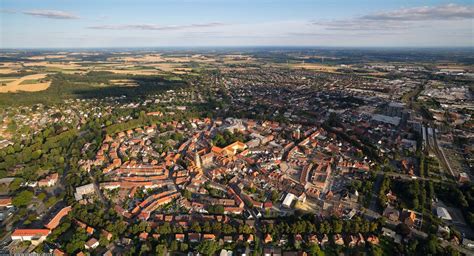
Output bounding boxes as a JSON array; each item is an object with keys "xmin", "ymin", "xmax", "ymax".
[
  {"xmin": 333, "ymin": 234, "xmax": 344, "ymax": 246},
  {"xmin": 85, "ymin": 238, "xmax": 99, "ymax": 250},
  {"xmin": 437, "ymin": 225, "xmax": 450, "ymax": 236},
  {"xmin": 263, "ymin": 201, "xmax": 273, "ymax": 209},
  {"xmin": 220, "ymin": 249, "xmax": 233, "ymax": 256},
  {"xmin": 11, "ymin": 229, "xmax": 50, "ymax": 244},
  {"xmin": 402, "ymin": 210, "xmax": 417, "ymax": 227},
  {"xmin": 366, "ymin": 235, "xmax": 379, "ymax": 245},
  {"xmin": 436, "ymin": 206, "xmax": 452, "ymax": 221},
  {"xmin": 347, "ymin": 235, "xmax": 357, "ymax": 247},
  {"xmin": 458, "ymin": 172, "xmax": 470, "ymax": 183},
  {"xmin": 357, "ymin": 233, "xmax": 365, "ymax": 246},
  {"xmin": 386, "ymin": 190, "xmax": 398, "ymax": 204},
  {"xmin": 188, "ymin": 233, "xmax": 201, "ymax": 243},
  {"xmin": 294, "ymin": 234, "xmax": 304, "ymax": 244},
  {"xmin": 320, "ymin": 234, "xmax": 329, "ymax": 246},
  {"xmin": 383, "ymin": 206, "xmax": 400, "ymax": 222},
  {"xmin": 263, "ymin": 247, "xmax": 282, "ymax": 256},
  {"xmin": 0, "ymin": 197, "xmax": 12, "ymax": 208},
  {"xmin": 139, "ymin": 232, "xmax": 149, "ymax": 241},
  {"xmin": 86, "ymin": 226, "xmax": 95, "ymax": 235},
  {"xmin": 45, "ymin": 206, "xmax": 72, "ymax": 230},
  {"xmin": 38, "ymin": 173, "xmax": 59, "ymax": 187},
  {"xmin": 53, "ymin": 248, "xmax": 65, "ymax": 256},
  {"xmin": 175, "ymin": 234, "xmax": 185, "ymax": 242},
  {"xmin": 382, "ymin": 227, "xmax": 396, "ymax": 238},
  {"xmin": 264, "ymin": 233, "xmax": 273, "ymax": 244},
  {"xmin": 382, "ymin": 227, "xmax": 401, "ymax": 244},
  {"xmin": 247, "ymin": 234, "xmax": 254, "ymax": 243},
  {"xmin": 101, "ymin": 230, "xmax": 113, "ymax": 241},
  {"xmin": 74, "ymin": 183, "xmax": 95, "ymax": 201},
  {"xmin": 308, "ymin": 234, "xmax": 319, "ymax": 244},
  {"xmin": 203, "ymin": 234, "xmax": 216, "ymax": 240},
  {"xmin": 279, "ymin": 235, "xmax": 288, "ymax": 246},
  {"xmin": 224, "ymin": 235, "xmax": 233, "ymax": 243},
  {"xmin": 282, "ymin": 193, "xmax": 296, "ymax": 208}
]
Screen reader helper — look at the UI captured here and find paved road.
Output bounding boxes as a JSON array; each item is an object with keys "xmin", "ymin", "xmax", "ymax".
[
  {"xmin": 368, "ymin": 173, "xmax": 383, "ymax": 213},
  {"xmin": 88, "ymin": 171, "xmax": 108, "ymax": 205}
]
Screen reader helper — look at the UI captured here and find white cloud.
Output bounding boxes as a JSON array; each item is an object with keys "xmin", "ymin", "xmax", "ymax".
[
  {"xmin": 23, "ymin": 10, "xmax": 79, "ymax": 19},
  {"xmin": 362, "ymin": 3, "xmax": 473, "ymax": 21},
  {"xmin": 314, "ymin": 3, "xmax": 473, "ymax": 31},
  {"xmin": 87, "ymin": 22, "xmax": 225, "ymax": 31}
]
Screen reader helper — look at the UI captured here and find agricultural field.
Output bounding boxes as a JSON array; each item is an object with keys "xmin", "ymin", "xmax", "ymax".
[{"xmin": 0, "ymin": 73, "xmax": 51, "ymax": 93}]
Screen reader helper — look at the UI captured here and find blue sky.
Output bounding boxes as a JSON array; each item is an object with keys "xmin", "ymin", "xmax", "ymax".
[{"xmin": 1, "ymin": 0, "xmax": 473, "ymax": 48}]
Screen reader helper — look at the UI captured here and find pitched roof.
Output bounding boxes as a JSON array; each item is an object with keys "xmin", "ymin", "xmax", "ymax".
[{"xmin": 12, "ymin": 229, "xmax": 50, "ymax": 237}]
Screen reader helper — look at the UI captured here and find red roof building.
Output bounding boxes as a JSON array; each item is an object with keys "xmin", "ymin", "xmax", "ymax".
[
  {"xmin": 11, "ymin": 229, "xmax": 50, "ymax": 243},
  {"xmin": 45, "ymin": 206, "xmax": 72, "ymax": 230}
]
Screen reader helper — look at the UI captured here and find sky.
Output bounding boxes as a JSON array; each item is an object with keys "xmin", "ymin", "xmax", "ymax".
[{"xmin": 0, "ymin": 0, "xmax": 473, "ymax": 48}]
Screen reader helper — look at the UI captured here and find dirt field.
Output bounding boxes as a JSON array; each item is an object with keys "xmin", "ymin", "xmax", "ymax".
[{"xmin": 0, "ymin": 73, "xmax": 51, "ymax": 93}]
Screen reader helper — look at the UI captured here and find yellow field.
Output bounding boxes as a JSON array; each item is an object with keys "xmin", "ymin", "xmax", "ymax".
[
  {"xmin": 105, "ymin": 69, "xmax": 162, "ymax": 75},
  {"xmin": 109, "ymin": 79, "xmax": 138, "ymax": 87},
  {"xmin": 0, "ymin": 68, "xmax": 16, "ymax": 74},
  {"xmin": 290, "ymin": 63, "xmax": 339, "ymax": 72},
  {"xmin": 23, "ymin": 61, "xmax": 82, "ymax": 69},
  {"xmin": 0, "ymin": 74, "xmax": 51, "ymax": 93}
]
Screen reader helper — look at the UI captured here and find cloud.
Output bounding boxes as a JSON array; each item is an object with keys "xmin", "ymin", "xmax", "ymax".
[
  {"xmin": 314, "ymin": 3, "xmax": 473, "ymax": 31},
  {"xmin": 362, "ymin": 3, "xmax": 473, "ymax": 21},
  {"xmin": 87, "ymin": 22, "xmax": 224, "ymax": 31},
  {"xmin": 23, "ymin": 10, "xmax": 79, "ymax": 19},
  {"xmin": 314, "ymin": 20, "xmax": 407, "ymax": 31}
]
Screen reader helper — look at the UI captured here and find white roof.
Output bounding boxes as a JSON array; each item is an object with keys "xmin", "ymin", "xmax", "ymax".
[
  {"xmin": 436, "ymin": 207, "xmax": 452, "ymax": 221},
  {"xmin": 282, "ymin": 193, "xmax": 296, "ymax": 207}
]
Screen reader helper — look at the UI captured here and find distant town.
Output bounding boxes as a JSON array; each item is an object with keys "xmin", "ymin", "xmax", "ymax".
[{"xmin": 0, "ymin": 48, "xmax": 473, "ymax": 256}]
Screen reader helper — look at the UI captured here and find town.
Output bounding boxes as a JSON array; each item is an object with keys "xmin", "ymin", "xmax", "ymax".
[{"xmin": 0, "ymin": 48, "xmax": 473, "ymax": 256}]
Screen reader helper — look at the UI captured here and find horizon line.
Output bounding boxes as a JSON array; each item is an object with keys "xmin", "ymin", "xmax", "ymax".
[{"xmin": 1, "ymin": 45, "xmax": 474, "ymax": 51}]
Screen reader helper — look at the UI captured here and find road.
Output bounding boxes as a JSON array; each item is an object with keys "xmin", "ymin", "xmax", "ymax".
[
  {"xmin": 368, "ymin": 173, "xmax": 383, "ymax": 213},
  {"xmin": 88, "ymin": 171, "xmax": 108, "ymax": 205}
]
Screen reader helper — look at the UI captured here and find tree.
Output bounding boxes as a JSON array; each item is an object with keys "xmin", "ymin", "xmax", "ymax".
[
  {"xmin": 369, "ymin": 244, "xmax": 383, "ymax": 256},
  {"xmin": 169, "ymin": 240, "xmax": 179, "ymax": 252},
  {"xmin": 271, "ymin": 190, "xmax": 280, "ymax": 203},
  {"xmin": 180, "ymin": 242, "xmax": 189, "ymax": 252},
  {"xmin": 9, "ymin": 178, "xmax": 23, "ymax": 191},
  {"xmin": 37, "ymin": 192, "xmax": 47, "ymax": 201},
  {"xmin": 140, "ymin": 244, "xmax": 150, "ymax": 256},
  {"xmin": 183, "ymin": 189, "xmax": 192, "ymax": 200},
  {"xmin": 308, "ymin": 243, "xmax": 324, "ymax": 256},
  {"xmin": 445, "ymin": 246, "xmax": 460, "ymax": 256},
  {"xmin": 12, "ymin": 190, "xmax": 33, "ymax": 207},
  {"xmin": 425, "ymin": 234, "xmax": 439, "ymax": 254},
  {"xmin": 197, "ymin": 240, "xmax": 220, "ymax": 255},
  {"xmin": 155, "ymin": 244, "xmax": 167, "ymax": 256}
]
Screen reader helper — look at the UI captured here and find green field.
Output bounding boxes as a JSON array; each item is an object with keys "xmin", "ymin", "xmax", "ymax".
[{"xmin": 19, "ymin": 79, "xmax": 41, "ymax": 85}]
